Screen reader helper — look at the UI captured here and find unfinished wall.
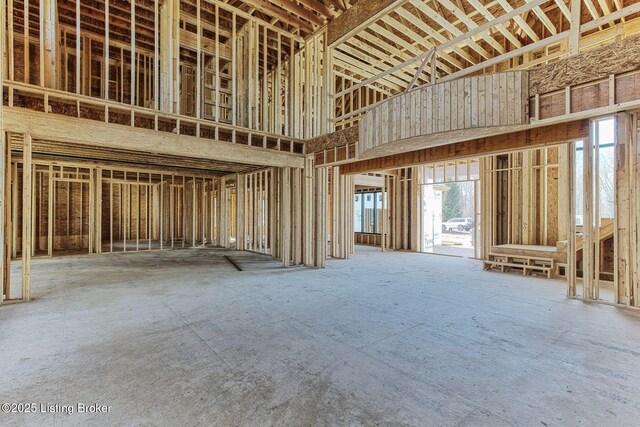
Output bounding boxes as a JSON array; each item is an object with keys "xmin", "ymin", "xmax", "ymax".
[
  {"xmin": 234, "ymin": 166, "xmax": 311, "ymax": 266},
  {"xmin": 529, "ymin": 35, "xmax": 640, "ymax": 96},
  {"xmin": 351, "ymin": 167, "xmax": 420, "ymax": 253},
  {"xmin": 4, "ymin": 0, "xmax": 330, "ymax": 139},
  {"xmin": 9, "ymin": 159, "xmax": 222, "ymax": 257},
  {"xmin": 328, "ymin": 166, "xmax": 355, "ymax": 259},
  {"xmin": 481, "ymin": 146, "xmax": 565, "ymax": 250},
  {"xmin": 612, "ymin": 113, "xmax": 639, "ymax": 307},
  {"xmin": 385, "ymin": 168, "xmax": 420, "ymax": 252}
]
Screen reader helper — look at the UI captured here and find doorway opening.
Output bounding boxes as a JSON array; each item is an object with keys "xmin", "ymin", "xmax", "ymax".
[
  {"xmin": 573, "ymin": 117, "xmax": 616, "ymax": 302},
  {"xmin": 420, "ymin": 159, "xmax": 481, "ymax": 258}
]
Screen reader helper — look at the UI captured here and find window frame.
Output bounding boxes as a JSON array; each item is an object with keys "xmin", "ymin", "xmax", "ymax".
[{"xmin": 354, "ymin": 190, "xmax": 383, "ymax": 235}]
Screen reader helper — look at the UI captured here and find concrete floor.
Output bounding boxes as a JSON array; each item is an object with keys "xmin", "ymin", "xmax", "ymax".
[{"xmin": 1, "ymin": 246, "xmax": 640, "ymax": 426}]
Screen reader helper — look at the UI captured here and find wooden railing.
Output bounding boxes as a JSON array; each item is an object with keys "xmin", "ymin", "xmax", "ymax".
[
  {"xmin": 2, "ymin": 81, "xmax": 306, "ymax": 155},
  {"xmin": 358, "ymin": 71, "xmax": 529, "ymax": 158}
]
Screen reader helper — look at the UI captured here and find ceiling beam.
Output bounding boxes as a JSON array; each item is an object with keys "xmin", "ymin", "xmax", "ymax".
[
  {"xmin": 412, "ymin": 1, "xmax": 492, "ymax": 60},
  {"xmin": 495, "ymin": 0, "xmax": 540, "ymax": 42},
  {"xmin": 266, "ymin": 0, "xmax": 325, "ymax": 26},
  {"xmin": 334, "ymin": 0, "xmax": 552, "ymax": 99},
  {"xmin": 437, "ymin": 0, "xmax": 505, "ymax": 54},
  {"xmin": 236, "ymin": 0, "xmax": 314, "ymax": 33},
  {"xmin": 465, "ymin": 0, "xmax": 522, "ymax": 48},
  {"xmin": 3, "ymin": 109, "xmax": 305, "ymax": 169},
  {"xmin": 341, "ymin": 121, "xmax": 589, "ymax": 174}
]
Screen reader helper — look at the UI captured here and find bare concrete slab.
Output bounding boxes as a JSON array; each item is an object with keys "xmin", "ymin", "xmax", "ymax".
[{"xmin": 1, "ymin": 246, "xmax": 639, "ymax": 426}]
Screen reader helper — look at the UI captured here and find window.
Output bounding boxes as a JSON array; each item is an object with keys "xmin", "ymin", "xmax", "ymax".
[
  {"xmin": 354, "ymin": 191, "xmax": 383, "ymax": 234},
  {"xmin": 353, "ymin": 195, "xmax": 362, "ymax": 233}
]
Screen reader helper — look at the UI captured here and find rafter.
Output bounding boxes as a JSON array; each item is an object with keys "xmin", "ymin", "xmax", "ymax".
[
  {"xmin": 393, "ymin": 5, "xmax": 472, "ymax": 69},
  {"xmin": 524, "ymin": 0, "xmax": 558, "ymax": 35},
  {"xmin": 437, "ymin": 0, "xmax": 505, "ymax": 54},
  {"xmin": 232, "ymin": 0, "xmax": 314, "ymax": 32},
  {"xmin": 464, "ymin": 0, "xmax": 522, "ymax": 48},
  {"xmin": 411, "ymin": 0, "xmax": 492, "ymax": 60},
  {"xmin": 495, "ymin": 0, "xmax": 540, "ymax": 42}
]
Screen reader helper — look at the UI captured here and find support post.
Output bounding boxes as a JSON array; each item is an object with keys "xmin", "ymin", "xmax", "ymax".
[
  {"xmin": 0, "ymin": 0, "xmax": 6, "ymax": 301},
  {"xmin": 130, "ymin": 0, "xmax": 136, "ymax": 106},
  {"xmin": 614, "ymin": 113, "xmax": 635, "ymax": 305},
  {"xmin": 567, "ymin": 142, "xmax": 576, "ymax": 297},
  {"xmin": 314, "ymin": 166, "xmax": 328, "ymax": 267},
  {"xmin": 303, "ymin": 156, "xmax": 314, "ymax": 266},
  {"xmin": 22, "ymin": 133, "xmax": 32, "ymax": 301},
  {"xmin": 196, "ymin": 0, "xmax": 201, "ymax": 119},
  {"xmin": 1, "ymin": 144, "xmax": 9, "ymax": 295},
  {"xmin": 159, "ymin": 0, "xmax": 176, "ymax": 112},
  {"xmin": 280, "ymin": 167, "xmax": 291, "ymax": 267},
  {"xmin": 583, "ymin": 123, "xmax": 595, "ymax": 299},
  {"xmin": 292, "ymin": 167, "xmax": 302, "ymax": 265},
  {"xmin": 0, "ymin": 132, "xmax": 7, "ymax": 302},
  {"xmin": 95, "ymin": 168, "xmax": 102, "ymax": 253},
  {"xmin": 569, "ymin": 0, "xmax": 581, "ymax": 55},
  {"xmin": 42, "ymin": 0, "xmax": 58, "ymax": 88},
  {"xmin": 219, "ymin": 176, "xmax": 228, "ymax": 248},
  {"xmin": 104, "ymin": 0, "xmax": 109, "ymax": 99},
  {"xmin": 269, "ymin": 169, "xmax": 277, "ymax": 256},
  {"xmin": 236, "ymin": 174, "xmax": 245, "ymax": 251}
]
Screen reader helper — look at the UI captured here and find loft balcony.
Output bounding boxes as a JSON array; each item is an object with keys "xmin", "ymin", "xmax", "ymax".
[{"xmin": 2, "ymin": 81, "xmax": 306, "ymax": 157}]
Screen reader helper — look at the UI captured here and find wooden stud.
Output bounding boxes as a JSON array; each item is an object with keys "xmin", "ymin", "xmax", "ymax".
[{"xmin": 22, "ymin": 133, "xmax": 32, "ymax": 300}]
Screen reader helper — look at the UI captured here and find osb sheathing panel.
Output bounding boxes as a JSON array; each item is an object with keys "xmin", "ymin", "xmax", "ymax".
[
  {"xmin": 529, "ymin": 35, "xmax": 640, "ymax": 95},
  {"xmin": 305, "ymin": 126, "xmax": 359, "ymax": 154},
  {"xmin": 327, "ymin": 0, "xmax": 396, "ymax": 45}
]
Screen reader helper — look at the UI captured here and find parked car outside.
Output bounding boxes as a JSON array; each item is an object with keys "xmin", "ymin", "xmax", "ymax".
[{"xmin": 442, "ymin": 217, "xmax": 473, "ymax": 232}]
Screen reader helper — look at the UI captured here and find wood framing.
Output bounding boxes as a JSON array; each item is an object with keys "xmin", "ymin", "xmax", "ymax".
[
  {"xmin": 3, "ymin": 109, "xmax": 304, "ymax": 170},
  {"xmin": 359, "ymin": 71, "xmax": 529, "ymax": 157},
  {"xmin": 327, "ymin": 0, "xmax": 401, "ymax": 46},
  {"xmin": 530, "ymin": 34, "xmax": 640, "ymax": 96},
  {"xmin": 341, "ymin": 121, "xmax": 590, "ymax": 175}
]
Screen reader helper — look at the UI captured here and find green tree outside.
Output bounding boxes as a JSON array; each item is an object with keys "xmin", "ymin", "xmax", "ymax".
[{"xmin": 442, "ymin": 182, "xmax": 463, "ymax": 221}]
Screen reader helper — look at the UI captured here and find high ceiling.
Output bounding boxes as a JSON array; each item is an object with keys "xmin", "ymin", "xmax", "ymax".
[
  {"xmin": 332, "ymin": 0, "xmax": 640, "ymax": 126},
  {"xmin": 224, "ymin": 0, "xmax": 356, "ymax": 36},
  {"xmin": 10, "ymin": 0, "xmax": 357, "ymax": 71}
]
